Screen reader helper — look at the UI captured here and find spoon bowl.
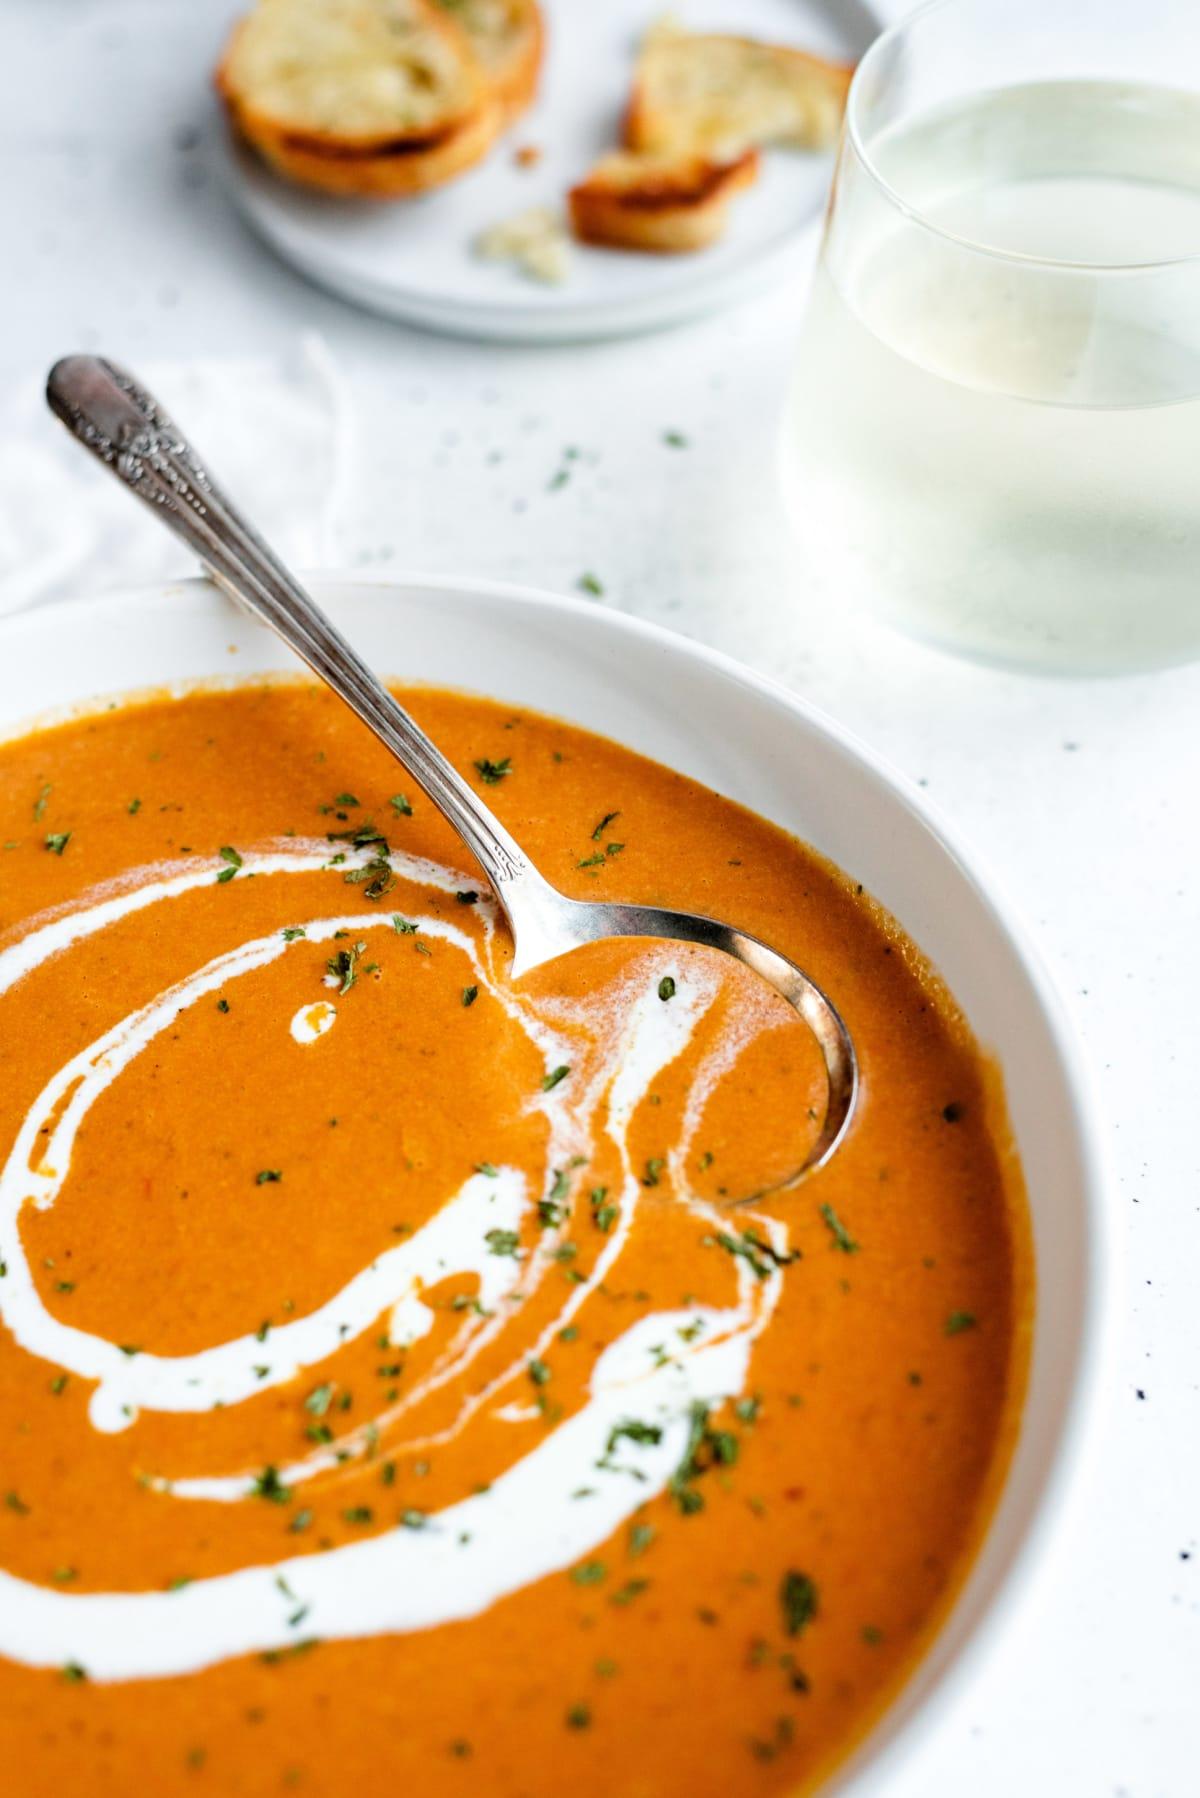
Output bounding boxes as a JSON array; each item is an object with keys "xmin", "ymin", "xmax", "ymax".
[{"xmin": 45, "ymin": 353, "xmax": 858, "ymax": 1187}]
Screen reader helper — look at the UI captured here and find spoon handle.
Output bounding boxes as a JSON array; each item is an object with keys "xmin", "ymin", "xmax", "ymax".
[{"xmin": 46, "ymin": 354, "xmax": 534, "ymax": 896}]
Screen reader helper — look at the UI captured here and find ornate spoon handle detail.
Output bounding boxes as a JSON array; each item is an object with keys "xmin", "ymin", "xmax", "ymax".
[{"xmin": 46, "ymin": 355, "xmax": 532, "ymax": 893}]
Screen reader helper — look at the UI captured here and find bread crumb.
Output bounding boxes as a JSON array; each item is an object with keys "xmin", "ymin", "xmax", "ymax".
[
  {"xmin": 514, "ymin": 143, "xmax": 543, "ymax": 168},
  {"xmin": 476, "ymin": 205, "xmax": 570, "ymax": 283}
]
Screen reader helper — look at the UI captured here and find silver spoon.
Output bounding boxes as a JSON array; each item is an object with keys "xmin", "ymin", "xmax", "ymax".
[{"xmin": 46, "ymin": 355, "xmax": 857, "ymax": 1187}]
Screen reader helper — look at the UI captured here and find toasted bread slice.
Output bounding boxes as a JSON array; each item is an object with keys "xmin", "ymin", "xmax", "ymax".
[
  {"xmin": 568, "ymin": 148, "xmax": 759, "ymax": 254},
  {"xmin": 217, "ymin": 0, "xmax": 507, "ymax": 198},
  {"xmin": 625, "ymin": 20, "xmax": 853, "ymax": 158},
  {"xmin": 434, "ymin": 0, "xmax": 543, "ymax": 119}
]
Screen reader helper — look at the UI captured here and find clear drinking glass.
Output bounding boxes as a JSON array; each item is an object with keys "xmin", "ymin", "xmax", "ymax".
[{"xmin": 782, "ymin": 0, "xmax": 1200, "ymax": 673}]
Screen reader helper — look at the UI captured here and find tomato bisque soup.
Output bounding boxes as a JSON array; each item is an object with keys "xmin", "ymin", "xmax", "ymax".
[{"xmin": 0, "ymin": 681, "xmax": 1031, "ymax": 1796}]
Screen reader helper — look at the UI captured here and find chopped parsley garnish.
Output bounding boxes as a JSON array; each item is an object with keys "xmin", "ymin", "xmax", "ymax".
[
  {"xmin": 462, "ymin": 985, "xmax": 479, "ymax": 1007},
  {"xmin": 707, "ymin": 1428, "xmax": 738, "ymax": 1465},
  {"xmin": 326, "ymin": 819, "xmax": 388, "ymax": 852},
  {"xmin": 642, "ymin": 1157, "xmax": 665, "ymax": 1188},
  {"xmin": 541, "ymin": 1064, "xmax": 570, "ymax": 1092},
  {"xmin": 658, "ymin": 976, "xmax": 676, "ymax": 1001},
  {"xmin": 127, "ymin": 797, "xmax": 142, "ymax": 815},
  {"xmin": 780, "ymin": 1570, "xmax": 819, "ymax": 1636},
  {"xmin": 400, "ymin": 1509, "xmax": 427, "ymax": 1530},
  {"xmin": 706, "ymin": 1229, "xmax": 797, "ymax": 1281},
  {"xmin": 347, "ymin": 853, "xmax": 395, "ymax": 902},
  {"xmin": 455, "ymin": 890, "xmax": 478, "ymax": 905},
  {"xmin": 304, "ymin": 1383, "xmax": 333, "ymax": 1417},
  {"xmin": 484, "ymin": 1228, "xmax": 521, "ymax": 1259},
  {"xmin": 527, "ymin": 1357, "xmax": 551, "ymax": 1387},
  {"xmin": 450, "ymin": 1293, "xmax": 489, "ymax": 1316},
  {"xmin": 569, "ymin": 1561, "xmax": 607, "ymax": 1585},
  {"xmin": 391, "ymin": 915, "xmax": 417, "ymax": 934},
  {"xmin": 33, "ymin": 783, "xmax": 51, "ymax": 821},
  {"xmin": 326, "ymin": 940, "xmax": 367, "ymax": 994},
  {"xmin": 256, "ymin": 1169, "xmax": 282, "ymax": 1186},
  {"xmin": 629, "ymin": 1522, "xmax": 656, "ymax": 1557},
  {"xmin": 473, "ymin": 757, "xmax": 512, "ymax": 785},
  {"xmin": 590, "ymin": 1187, "xmax": 616, "ymax": 1233},
  {"xmin": 61, "ymin": 1662, "xmax": 88, "ymax": 1683},
  {"xmin": 282, "ymin": 926, "xmax": 306, "ymax": 942},
  {"xmin": 666, "ymin": 1402, "xmax": 744, "ymax": 1514},
  {"xmin": 251, "ymin": 1466, "xmax": 291, "ymax": 1505},
  {"xmin": 945, "ymin": 1310, "xmax": 977, "ymax": 1335},
  {"xmin": 663, "ymin": 429, "xmax": 689, "ymax": 448},
  {"xmin": 565, "ymin": 1703, "xmax": 591, "ymax": 1730},
  {"xmin": 819, "ymin": 1203, "xmax": 859, "ymax": 1254},
  {"xmin": 342, "ymin": 1506, "xmax": 373, "ymax": 1525},
  {"xmin": 669, "ymin": 1403, "xmax": 710, "ymax": 1514},
  {"xmin": 326, "ymin": 821, "xmax": 395, "ymax": 897},
  {"xmin": 606, "ymin": 1419, "xmax": 662, "ymax": 1455},
  {"xmin": 578, "ymin": 572, "xmax": 605, "ymax": 597},
  {"xmin": 389, "ymin": 793, "xmax": 413, "ymax": 817},
  {"xmin": 215, "ymin": 844, "xmax": 242, "ymax": 883},
  {"xmin": 45, "ymin": 832, "xmax": 71, "ymax": 856}
]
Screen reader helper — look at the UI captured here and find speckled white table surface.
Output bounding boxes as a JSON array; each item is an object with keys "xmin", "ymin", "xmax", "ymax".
[{"xmin": 4, "ymin": 4, "xmax": 1198, "ymax": 1795}]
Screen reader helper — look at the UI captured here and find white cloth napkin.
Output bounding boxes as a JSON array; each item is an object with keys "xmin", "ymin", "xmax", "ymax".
[{"xmin": 0, "ymin": 334, "xmax": 350, "ymax": 614}]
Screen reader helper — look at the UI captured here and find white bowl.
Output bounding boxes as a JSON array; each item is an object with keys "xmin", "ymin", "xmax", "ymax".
[{"xmin": 0, "ymin": 576, "xmax": 1109, "ymax": 1794}]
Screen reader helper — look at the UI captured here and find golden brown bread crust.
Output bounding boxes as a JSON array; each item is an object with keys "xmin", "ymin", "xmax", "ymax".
[
  {"xmin": 572, "ymin": 22, "xmax": 850, "ymax": 257},
  {"xmin": 568, "ymin": 149, "xmax": 759, "ymax": 254},
  {"xmin": 221, "ymin": 90, "xmax": 506, "ymax": 199},
  {"xmin": 217, "ymin": 0, "xmax": 542, "ymax": 200}
]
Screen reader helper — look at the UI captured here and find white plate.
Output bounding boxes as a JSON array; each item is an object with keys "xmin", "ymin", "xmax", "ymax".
[
  {"xmin": 0, "ymin": 575, "xmax": 1110, "ymax": 1792},
  {"xmin": 219, "ymin": 0, "xmax": 880, "ymax": 342}
]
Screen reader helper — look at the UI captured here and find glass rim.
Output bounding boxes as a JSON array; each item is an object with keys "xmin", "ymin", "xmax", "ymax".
[{"xmin": 845, "ymin": 0, "xmax": 1200, "ymax": 276}]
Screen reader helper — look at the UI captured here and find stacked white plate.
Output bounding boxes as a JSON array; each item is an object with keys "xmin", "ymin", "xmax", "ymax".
[{"xmin": 220, "ymin": 0, "xmax": 881, "ymax": 342}]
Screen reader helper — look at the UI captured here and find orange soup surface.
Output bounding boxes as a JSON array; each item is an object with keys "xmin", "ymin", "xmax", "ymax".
[{"xmin": 0, "ymin": 683, "xmax": 1031, "ymax": 1796}]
